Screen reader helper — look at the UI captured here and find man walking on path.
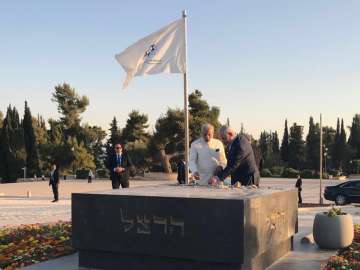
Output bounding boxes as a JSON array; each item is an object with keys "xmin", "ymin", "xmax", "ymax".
[{"xmin": 295, "ymin": 175, "xmax": 303, "ymax": 204}]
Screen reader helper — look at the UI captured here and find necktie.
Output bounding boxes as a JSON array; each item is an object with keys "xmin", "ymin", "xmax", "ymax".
[{"xmin": 117, "ymin": 154, "xmax": 121, "ymax": 165}]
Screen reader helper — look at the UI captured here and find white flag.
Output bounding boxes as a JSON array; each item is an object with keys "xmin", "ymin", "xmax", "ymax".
[{"xmin": 115, "ymin": 19, "xmax": 186, "ymax": 89}]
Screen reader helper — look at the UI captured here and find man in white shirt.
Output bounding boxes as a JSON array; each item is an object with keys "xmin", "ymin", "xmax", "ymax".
[{"xmin": 189, "ymin": 123, "xmax": 227, "ymax": 185}]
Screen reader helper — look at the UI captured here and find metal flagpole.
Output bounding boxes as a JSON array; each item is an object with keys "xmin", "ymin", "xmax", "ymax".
[
  {"xmin": 319, "ymin": 113, "xmax": 323, "ymax": 204},
  {"xmin": 182, "ymin": 10, "xmax": 190, "ymax": 184}
]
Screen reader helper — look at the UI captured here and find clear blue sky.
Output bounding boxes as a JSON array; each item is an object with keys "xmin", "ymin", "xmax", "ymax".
[{"xmin": 1, "ymin": 0, "xmax": 359, "ymax": 138}]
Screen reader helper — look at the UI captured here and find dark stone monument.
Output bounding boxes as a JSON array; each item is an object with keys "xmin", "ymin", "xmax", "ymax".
[{"xmin": 72, "ymin": 185, "xmax": 297, "ymax": 270}]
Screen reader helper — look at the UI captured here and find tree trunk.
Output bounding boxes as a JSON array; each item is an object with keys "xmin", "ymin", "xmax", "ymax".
[{"xmin": 159, "ymin": 149, "xmax": 172, "ymax": 173}]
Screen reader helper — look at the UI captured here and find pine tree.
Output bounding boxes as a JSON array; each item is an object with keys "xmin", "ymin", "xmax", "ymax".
[
  {"xmin": 23, "ymin": 101, "xmax": 40, "ymax": 176},
  {"xmin": 288, "ymin": 123, "xmax": 305, "ymax": 170},
  {"xmin": 280, "ymin": 119, "xmax": 289, "ymax": 164},
  {"xmin": 305, "ymin": 116, "xmax": 320, "ymax": 170},
  {"xmin": 121, "ymin": 110, "xmax": 149, "ymax": 144}
]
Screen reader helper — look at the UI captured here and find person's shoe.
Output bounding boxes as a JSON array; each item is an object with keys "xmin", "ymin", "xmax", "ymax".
[{"xmin": 51, "ymin": 199, "xmax": 58, "ymax": 202}]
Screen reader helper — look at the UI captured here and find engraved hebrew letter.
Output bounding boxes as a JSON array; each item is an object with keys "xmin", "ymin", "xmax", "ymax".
[
  {"xmin": 120, "ymin": 208, "xmax": 134, "ymax": 233},
  {"xmin": 169, "ymin": 216, "xmax": 185, "ymax": 237}
]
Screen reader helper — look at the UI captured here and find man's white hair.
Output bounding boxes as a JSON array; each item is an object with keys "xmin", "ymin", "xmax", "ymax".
[
  {"xmin": 201, "ymin": 123, "xmax": 214, "ymax": 134},
  {"xmin": 219, "ymin": 125, "xmax": 236, "ymax": 138}
]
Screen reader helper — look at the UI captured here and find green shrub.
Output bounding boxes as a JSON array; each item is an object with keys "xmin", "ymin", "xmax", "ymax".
[
  {"xmin": 328, "ymin": 169, "xmax": 342, "ymax": 177},
  {"xmin": 270, "ymin": 166, "xmax": 284, "ymax": 176},
  {"xmin": 76, "ymin": 169, "xmax": 89, "ymax": 179},
  {"xmin": 281, "ymin": 167, "xmax": 300, "ymax": 178},
  {"xmin": 301, "ymin": 169, "xmax": 314, "ymax": 179},
  {"xmin": 261, "ymin": 169, "xmax": 272, "ymax": 177},
  {"xmin": 96, "ymin": 169, "xmax": 108, "ymax": 178}
]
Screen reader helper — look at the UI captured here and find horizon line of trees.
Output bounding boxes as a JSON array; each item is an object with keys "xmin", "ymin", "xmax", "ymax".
[{"xmin": 1, "ymin": 82, "xmax": 360, "ymax": 182}]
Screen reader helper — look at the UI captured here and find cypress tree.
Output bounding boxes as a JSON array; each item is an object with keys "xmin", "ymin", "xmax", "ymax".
[
  {"xmin": 349, "ymin": 114, "xmax": 360, "ymax": 159},
  {"xmin": 280, "ymin": 119, "xmax": 289, "ymax": 164},
  {"xmin": 288, "ymin": 123, "xmax": 305, "ymax": 170},
  {"xmin": 332, "ymin": 118, "xmax": 341, "ymax": 169},
  {"xmin": 23, "ymin": 101, "xmax": 40, "ymax": 176},
  {"xmin": 0, "ymin": 106, "xmax": 26, "ymax": 181},
  {"xmin": 305, "ymin": 116, "xmax": 320, "ymax": 170},
  {"xmin": 338, "ymin": 119, "xmax": 348, "ymax": 170}
]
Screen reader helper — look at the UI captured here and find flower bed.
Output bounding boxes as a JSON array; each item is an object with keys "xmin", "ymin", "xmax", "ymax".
[
  {"xmin": 0, "ymin": 221, "xmax": 75, "ymax": 270},
  {"xmin": 324, "ymin": 224, "xmax": 360, "ymax": 270}
]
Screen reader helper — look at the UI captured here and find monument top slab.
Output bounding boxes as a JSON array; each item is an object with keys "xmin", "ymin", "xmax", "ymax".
[{"xmin": 76, "ymin": 184, "xmax": 293, "ymax": 200}]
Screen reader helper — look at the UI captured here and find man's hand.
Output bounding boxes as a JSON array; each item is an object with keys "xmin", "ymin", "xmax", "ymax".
[
  {"xmin": 115, "ymin": 167, "xmax": 125, "ymax": 173},
  {"xmin": 193, "ymin": 172, "xmax": 200, "ymax": 180},
  {"xmin": 208, "ymin": 176, "xmax": 219, "ymax": 186}
]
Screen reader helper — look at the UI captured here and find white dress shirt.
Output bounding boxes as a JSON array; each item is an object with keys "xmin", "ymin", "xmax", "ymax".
[{"xmin": 189, "ymin": 138, "xmax": 227, "ymax": 185}]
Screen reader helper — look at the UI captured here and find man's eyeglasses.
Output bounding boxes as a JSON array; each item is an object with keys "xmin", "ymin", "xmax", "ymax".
[{"xmin": 115, "ymin": 147, "xmax": 122, "ymax": 149}]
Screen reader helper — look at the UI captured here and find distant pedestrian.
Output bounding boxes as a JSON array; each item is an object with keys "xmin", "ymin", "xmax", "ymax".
[
  {"xmin": 42, "ymin": 174, "xmax": 45, "ymax": 181},
  {"xmin": 88, "ymin": 170, "xmax": 93, "ymax": 183},
  {"xmin": 295, "ymin": 175, "xmax": 302, "ymax": 204},
  {"xmin": 49, "ymin": 163, "xmax": 60, "ymax": 202}
]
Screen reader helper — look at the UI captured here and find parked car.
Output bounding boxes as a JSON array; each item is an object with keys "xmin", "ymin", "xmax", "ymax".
[{"xmin": 324, "ymin": 180, "xmax": 360, "ymax": 205}]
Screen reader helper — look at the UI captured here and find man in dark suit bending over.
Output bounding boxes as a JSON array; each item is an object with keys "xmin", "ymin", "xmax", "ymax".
[
  {"xmin": 108, "ymin": 143, "xmax": 134, "ymax": 189},
  {"xmin": 210, "ymin": 126, "xmax": 260, "ymax": 187}
]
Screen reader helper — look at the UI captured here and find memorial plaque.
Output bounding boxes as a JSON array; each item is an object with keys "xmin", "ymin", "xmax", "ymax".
[{"xmin": 72, "ymin": 185, "xmax": 297, "ymax": 270}]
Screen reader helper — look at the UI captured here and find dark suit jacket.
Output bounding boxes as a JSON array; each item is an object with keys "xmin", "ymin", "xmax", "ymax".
[
  {"xmin": 217, "ymin": 135, "xmax": 259, "ymax": 183},
  {"xmin": 49, "ymin": 170, "xmax": 59, "ymax": 186},
  {"xmin": 108, "ymin": 151, "xmax": 134, "ymax": 182},
  {"xmin": 177, "ymin": 160, "xmax": 185, "ymax": 184}
]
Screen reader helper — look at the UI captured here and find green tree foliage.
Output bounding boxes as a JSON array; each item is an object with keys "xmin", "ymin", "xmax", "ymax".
[
  {"xmin": 189, "ymin": 90, "xmax": 220, "ymax": 140},
  {"xmin": 305, "ymin": 116, "xmax": 320, "ymax": 170},
  {"xmin": 23, "ymin": 101, "xmax": 40, "ymax": 176},
  {"xmin": 33, "ymin": 115, "xmax": 49, "ymax": 173},
  {"xmin": 51, "ymin": 83, "xmax": 89, "ymax": 138},
  {"xmin": 121, "ymin": 110, "xmax": 149, "ymax": 144},
  {"xmin": 150, "ymin": 90, "xmax": 221, "ymax": 173},
  {"xmin": 349, "ymin": 114, "xmax": 360, "ymax": 159},
  {"xmin": 339, "ymin": 119, "xmax": 348, "ymax": 170},
  {"xmin": 322, "ymin": 126, "xmax": 336, "ymax": 170},
  {"xmin": 0, "ymin": 106, "xmax": 26, "ymax": 181},
  {"xmin": 80, "ymin": 124, "xmax": 106, "ymax": 169},
  {"xmin": 332, "ymin": 118, "xmax": 349, "ymax": 171},
  {"xmin": 280, "ymin": 119, "xmax": 289, "ymax": 164},
  {"xmin": 0, "ymin": 110, "xmax": 3, "ymax": 129},
  {"xmin": 67, "ymin": 137, "xmax": 95, "ymax": 172},
  {"xmin": 288, "ymin": 123, "xmax": 305, "ymax": 170},
  {"xmin": 272, "ymin": 131, "xmax": 281, "ymax": 165},
  {"xmin": 259, "ymin": 131, "xmax": 280, "ymax": 168},
  {"xmin": 150, "ymin": 108, "xmax": 184, "ymax": 173}
]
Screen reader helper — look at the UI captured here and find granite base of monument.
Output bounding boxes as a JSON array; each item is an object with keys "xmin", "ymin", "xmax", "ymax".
[{"xmin": 72, "ymin": 185, "xmax": 297, "ymax": 270}]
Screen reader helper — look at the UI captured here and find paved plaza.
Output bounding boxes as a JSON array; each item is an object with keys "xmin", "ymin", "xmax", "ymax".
[
  {"xmin": 0, "ymin": 176, "xmax": 352, "ymax": 227},
  {"xmin": 1, "ymin": 175, "xmax": 360, "ymax": 269}
]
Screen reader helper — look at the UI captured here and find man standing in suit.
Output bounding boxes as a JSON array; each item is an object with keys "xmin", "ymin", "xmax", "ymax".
[
  {"xmin": 108, "ymin": 143, "xmax": 134, "ymax": 189},
  {"xmin": 210, "ymin": 126, "xmax": 260, "ymax": 186},
  {"xmin": 49, "ymin": 163, "xmax": 60, "ymax": 202}
]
